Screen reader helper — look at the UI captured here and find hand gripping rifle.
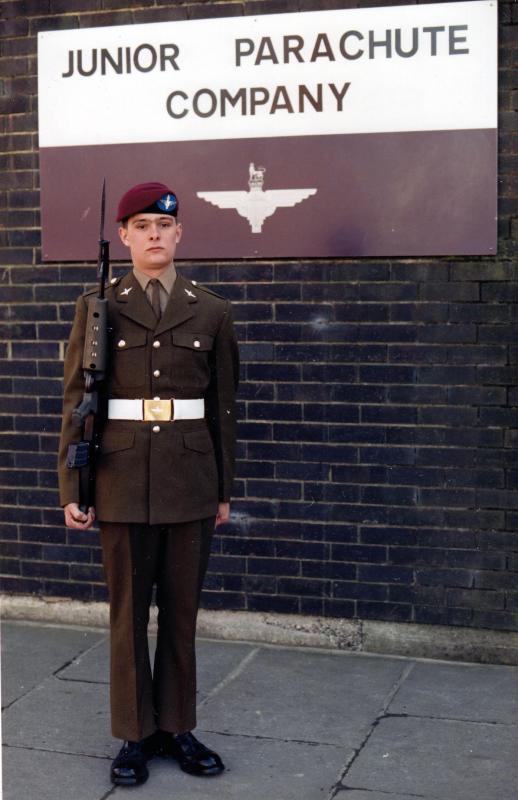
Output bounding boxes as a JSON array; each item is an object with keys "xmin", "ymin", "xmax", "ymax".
[{"xmin": 66, "ymin": 180, "xmax": 110, "ymax": 512}]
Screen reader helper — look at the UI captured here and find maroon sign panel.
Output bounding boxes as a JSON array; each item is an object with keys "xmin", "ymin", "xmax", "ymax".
[{"xmin": 40, "ymin": 129, "xmax": 496, "ymax": 261}]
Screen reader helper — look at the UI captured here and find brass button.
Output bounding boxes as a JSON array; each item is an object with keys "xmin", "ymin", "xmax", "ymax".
[
  {"xmin": 118, "ymin": 339, "xmax": 126, "ymax": 348},
  {"xmin": 152, "ymin": 425, "xmax": 160, "ymax": 433},
  {"xmin": 194, "ymin": 340, "xmax": 201, "ymax": 348},
  {"xmin": 153, "ymin": 369, "xmax": 161, "ymax": 378},
  {"xmin": 153, "ymin": 340, "xmax": 161, "ymax": 349}
]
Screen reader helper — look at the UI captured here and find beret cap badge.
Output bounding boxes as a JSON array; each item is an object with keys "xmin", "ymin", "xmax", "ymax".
[
  {"xmin": 116, "ymin": 182, "xmax": 179, "ymax": 222},
  {"xmin": 157, "ymin": 193, "xmax": 178, "ymax": 213}
]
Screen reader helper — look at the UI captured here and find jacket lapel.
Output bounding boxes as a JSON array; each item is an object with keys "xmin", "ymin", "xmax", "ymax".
[
  {"xmin": 154, "ymin": 273, "xmax": 197, "ymax": 335},
  {"xmin": 115, "ymin": 272, "xmax": 157, "ymax": 331}
]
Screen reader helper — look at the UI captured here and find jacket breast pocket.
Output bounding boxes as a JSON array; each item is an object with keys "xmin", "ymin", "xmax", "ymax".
[
  {"xmin": 170, "ymin": 332, "xmax": 213, "ymax": 393},
  {"xmin": 171, "ymin": 332, "xmax": 214, "ymax": 352},
  {"xmin": 111, "ymin": 330, "xmax": 148, "ymax": 388}
]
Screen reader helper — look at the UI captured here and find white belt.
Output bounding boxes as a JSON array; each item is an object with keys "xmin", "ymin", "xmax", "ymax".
[{"xmin": 108, "ymin": 398, "xmax": 204, "ymax": 422}]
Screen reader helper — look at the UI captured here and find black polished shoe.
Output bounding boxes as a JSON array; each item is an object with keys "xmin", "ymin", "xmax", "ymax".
[
  {"xmin": 157, "ymin": 731, "xmax": 224, "ymax": 776},
  {"xmin": 110, "ymin": 738, "xmax": 153, "ymax": 786}
]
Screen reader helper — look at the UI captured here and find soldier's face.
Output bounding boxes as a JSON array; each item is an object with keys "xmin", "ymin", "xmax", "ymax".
[{"xmin": 118, "ymin": 214, "xmax": 183, "ymax": 272}]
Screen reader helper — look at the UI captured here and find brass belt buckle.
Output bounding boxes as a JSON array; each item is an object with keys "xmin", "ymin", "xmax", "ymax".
[{"xmin": 144, "ymin": 399, "xmax": 172, "ymax": 421}]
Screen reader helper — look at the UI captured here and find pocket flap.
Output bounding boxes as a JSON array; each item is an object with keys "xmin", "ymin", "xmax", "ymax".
[
  {"xmin": 113, "ymin": 330, "xmax": 147, "ymax": 350},
  {"xmin": 183, "ymin": 430, "xmax": 213, "ymax": 454},
  {"xmin": 101, "ymin": 431, "xmax": 135, "ymax": 455},
  {"xmin": 172, "ymin": 332, "xmax": 213, "ymax": 351}
]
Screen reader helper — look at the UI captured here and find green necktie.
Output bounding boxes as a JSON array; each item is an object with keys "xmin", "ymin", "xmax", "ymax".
[{"xmin": 149, "ymin": 279, "xmax": 161, "ymax": 320}]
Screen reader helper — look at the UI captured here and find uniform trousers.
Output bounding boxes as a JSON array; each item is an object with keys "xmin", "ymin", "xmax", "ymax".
[{"xmin": 99, "ymin": 517, "xmax": 215, "ymax": 742}]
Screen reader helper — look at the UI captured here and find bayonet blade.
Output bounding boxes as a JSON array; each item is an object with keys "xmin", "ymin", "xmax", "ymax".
[{"xmin": 99, "ymin": 178, "xmax": 106, "ymax": 242}]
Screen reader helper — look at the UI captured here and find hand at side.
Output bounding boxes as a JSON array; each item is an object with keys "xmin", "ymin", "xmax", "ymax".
[
  {"xmin": 215, "ymin": 502, "xmax": 230, "ymax": 527},
  {"xmin": 64, "ymin": 502, "xmax": 96, "ymax": 529}
]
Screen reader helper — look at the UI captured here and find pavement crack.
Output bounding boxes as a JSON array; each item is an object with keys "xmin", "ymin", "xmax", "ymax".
[
  {"xmin": 381, "ymin": 661, "xmax": 416, "ymax": 713},
  {"xmin": 99, "ymin": 787, "xmax": 117, "ymax": 800},
  {"xmin": 384, "ymin": 711, "xmax": 518, "ymax": 727},
  {"xmin": 339, "ymin": 787, "xmax": 427, "ymax": 798},
  {"xmin": 56, "ymin": 677, "xmax": 108, "ymax": 685},
  {"xmin": 196, "ymin": 646, "xmax": 260, "ymax": 708},
  {"xmin": 54, "ymin": 635, "xmax": 108, "ymax": 679},
  {"xmin": 199, "ymin": 728, "xmax": 342, "ymax": 747},
  {"xmin": 2, "ymin": 695, "xmax": 28, "ymax": 712},
  {"xmin": 326, "ymin": 661, "xmax": 415, "ymax": 800},
  {"xmin": 2, "ymin": 673, "xmax": 108, "ymax": 714},
  {"xmin": 2, "ymin": 743, "xmax": 112, "ymax": 760}
]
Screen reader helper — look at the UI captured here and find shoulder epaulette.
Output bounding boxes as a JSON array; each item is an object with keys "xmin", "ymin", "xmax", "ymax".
[
  {"xmin": 108, "ymin": 276, "xmax": 123, "ymax": 288},
  {"xmin": 83, "ymin": 276, "xmax": 122, "ymax": 298},
  {"xmin": 189, "ymin": 280, "xmax": 227, "ymax": 301}
]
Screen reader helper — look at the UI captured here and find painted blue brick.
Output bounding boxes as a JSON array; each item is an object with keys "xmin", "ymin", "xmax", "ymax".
[{"xmin": 0, "ymin": 0, "xmax": 515, "ymax": 638}]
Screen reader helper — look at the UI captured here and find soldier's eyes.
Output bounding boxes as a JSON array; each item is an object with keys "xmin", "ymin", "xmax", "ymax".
[{"xmin": 133, "ymin": 222, "xmax": 171, "ymax": 231}]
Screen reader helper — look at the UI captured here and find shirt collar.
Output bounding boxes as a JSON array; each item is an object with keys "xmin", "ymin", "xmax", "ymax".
[{"xmin": 132, "ymin": 263, "xmax": 177, "ymax": 295}]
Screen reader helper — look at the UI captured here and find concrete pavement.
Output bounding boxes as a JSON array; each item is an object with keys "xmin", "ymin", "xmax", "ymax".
[{"xmin": 2, "ymin": 619, "xmax": 518, "ymax": 800}]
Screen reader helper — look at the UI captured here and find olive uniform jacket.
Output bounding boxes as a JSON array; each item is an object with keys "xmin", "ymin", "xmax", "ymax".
[{"xmin": 58, "ymin": 271, "xmax": 239, "ymax": 525}]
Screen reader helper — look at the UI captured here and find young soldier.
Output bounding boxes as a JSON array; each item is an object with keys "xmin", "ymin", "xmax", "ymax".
[{"xmin": 58, "ymin": 182, "xmax": 239, "ymax": 786}]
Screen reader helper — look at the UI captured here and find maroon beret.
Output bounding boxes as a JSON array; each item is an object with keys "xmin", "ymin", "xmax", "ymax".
[{"xmin": 116, "ymin": 182, "xmax": 179, "ymax": 222}]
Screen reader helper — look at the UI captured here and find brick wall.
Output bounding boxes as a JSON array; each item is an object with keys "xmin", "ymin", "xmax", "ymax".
[{"xmin": 1, "ymin": 0, "xmax": 518, "ymax": 632}]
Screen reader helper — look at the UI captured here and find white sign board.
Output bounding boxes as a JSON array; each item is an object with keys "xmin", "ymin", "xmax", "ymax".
[{"xmin": 38, "ymin": 1, "xmax": 498, "ymax": 259}]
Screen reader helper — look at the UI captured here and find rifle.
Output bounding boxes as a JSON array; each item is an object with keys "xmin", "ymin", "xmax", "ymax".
[{"xmin": 66, "ymin": 180, "xmax": 110, "ymax": 512}]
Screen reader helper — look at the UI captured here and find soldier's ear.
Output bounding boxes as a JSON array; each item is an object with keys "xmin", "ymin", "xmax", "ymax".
[
  {"xmin": 118, "ymin": 226, "xmax": 131, "ymax": 247},
  {"xmin": 175, "ymin": 221, "xmax": 183, "ymax": 243}
]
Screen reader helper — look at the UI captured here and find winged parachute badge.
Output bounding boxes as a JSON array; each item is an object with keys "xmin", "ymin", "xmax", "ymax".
[{"xmin": 196, "ymin": 163, "xmax": 317, "ymax": 233}]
